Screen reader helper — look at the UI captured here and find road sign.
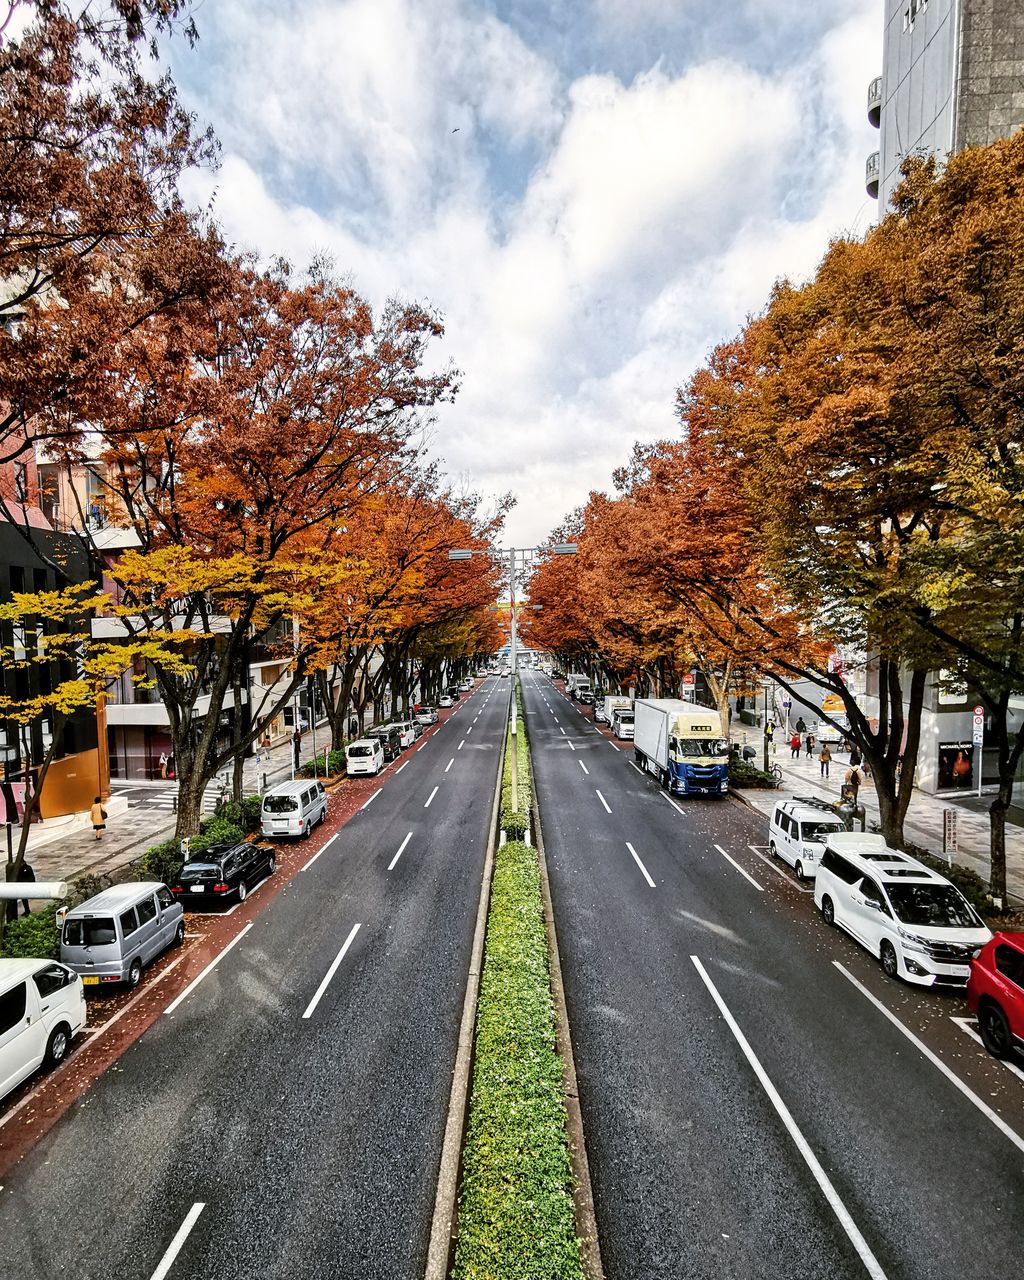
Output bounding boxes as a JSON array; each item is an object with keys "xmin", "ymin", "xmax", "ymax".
[
  {"xmin": 942, "ymin": 809, "xmax": 958, "ymax": 861},
  {"xmin": 782, "ymin": 699, "xmax": 792, "ymax": 709},
  {"xmin": 682, "ymin": 673, "xmax": 695, "ymax": 686},
  {"xmin": 974, "ymin": 705, "xmax": 984, "ymax": 716}
]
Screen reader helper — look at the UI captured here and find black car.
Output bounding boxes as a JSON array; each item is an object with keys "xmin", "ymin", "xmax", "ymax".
[
  {"xmin": 368, "ymin": 726, "xmax": 402, "ymax": 762},
  {"xmin": 171, "ymin": 841, "xmax": 276, "ymax": 906}
]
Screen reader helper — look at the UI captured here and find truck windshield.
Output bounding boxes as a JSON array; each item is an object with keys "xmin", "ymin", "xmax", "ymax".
[{"xmin": 676, "ymin": 737, "xmax": 729, "ymax": 758}]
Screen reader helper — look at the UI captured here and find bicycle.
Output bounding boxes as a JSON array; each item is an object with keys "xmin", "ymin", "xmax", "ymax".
[{"xmin": 768, "ymin": 762, "xmax": 784, "ymax": 786}]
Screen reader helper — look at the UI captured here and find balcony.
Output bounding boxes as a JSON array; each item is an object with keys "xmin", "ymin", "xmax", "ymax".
[
  {"xmin": 865, "ymin": 150, "xmax": 880, "ymax": 199},
  {"xmin": 867, "ymin": 75, "xmax": 882, "ymax": 128}
]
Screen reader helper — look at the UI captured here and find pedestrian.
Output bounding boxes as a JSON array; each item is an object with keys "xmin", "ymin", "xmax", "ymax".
[
  {"xmin": 764, "ymin": 720, "xmax": 775, "ymax": 748},
  {"xmin": 260, "ymin": 731, "xmax": 271, "ymax": 763},
  {"xmin": 819, "ymin": 744, "xmax": 832, "ymax": 778},
  {"xmin": 805, "ymin": 732, "xmax": 815, "ymax": 758},
  {"xmin": 790, "ymin": 731, "xmax": 801, "ymax": 758},
  {"xmin": 849, "ymin": 744, "xmax": 862, "ymax": 767},
  {"xmin": 90, "ymin": 795, "xmax": 107, "ymax": 841},
  {"xmin": 166, "ymin": 754, "xmax": 175, "ymax": 780},
  {"xmin": 158, "ymin": 751, "xmax": 168, "ymax": 780},
  {"xmin": 293, "ymin": 729, "xmax": 302, "ymax": 770},
  {"xmin": 795, "ymin": 716, "xmax": 806, "ymax": 734},
  {"xmin": 16, "ymin": 860, "xmax": 35, "ymax": 917}
]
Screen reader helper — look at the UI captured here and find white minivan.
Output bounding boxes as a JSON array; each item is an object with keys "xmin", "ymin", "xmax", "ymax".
[
  {"xmin": 814, "ymin": 833, "xmax": 992, "ymax": 986},
  {"xmin": 1, "ymin": 958, "xmax": 87, "ymax": 1102},
  {"xmin": 261, "ymin": 779, "xmax": 327, "ymax": 839},
  {"xmin": 346, "ymin": 738, "xmax": 384, "ymax": 776},
  {"xmin": 769, "ymin": 799, "xmax": 847, "ymax": 881}
]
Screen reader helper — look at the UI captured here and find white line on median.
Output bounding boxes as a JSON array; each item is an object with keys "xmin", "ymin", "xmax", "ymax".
[
  {"xmin": 691, "ymin": 957, "xmax": 888, "ymax": 1280},
  {"xmin": 579, "ymin": 760, "xmax": 589, "ymax": 775},
  {"xmin": 302, "ymin": 923, "xmax": 362, "ymax": 1019},
  {"xmin": 713, "ymin": 844, "xmax": 764, "ymax": 892},
  {"xmin": 425, "ymin": 785, "xmax": 440, "ymax": 808},
  {"xmin": 608, "ymin": 742, "xmax": 620, "ymax": 751},
  {"xmin": 950, "ymin": 1017, "xmax": 1024, "ymax": 1083},
  {"xmin": 445, "ymin": 757, "xmax": 455, "ymax": 773},
  {"xmin": 746, "ymin": 844, "xmax": 813, "ymax": 892},
  {"xmin": 835, "ymin": 962, "xmax": 1024, "ymax": 1155},
  {"xmin": 629, "ymin": 761, "xmax": 644, "ymax": 775},
  {"xmin": 661, "ymin": 793, "xmax": 684, "ymax": 815},
  {"xmin": 150, "ymin": 1203, "xmax": 206, "ymax": 1280},
  {"xmin": 360, "ymin": 789, "xmax": 382, "ymax": 810},
  {"xmin": 301, "ymin": 834, "xmax": 338, "ymax": 872},
  {"xmin": 626, "ymin": 842, "xmax": 655, "ymax": 888},
  {"xmin": 595, "ymin": 789, "xmax": 612, "ymax": 814},
  {"xmin": 165, "ymin": 925, "xmax": 254, "ymax": 1016},
  {"xmin": 388, "ymin": 832, "xmax": 414, "ymax": 871},
  {"xmin": 396, "ymin": 761, "xmax": 409, "ymax": 774}
]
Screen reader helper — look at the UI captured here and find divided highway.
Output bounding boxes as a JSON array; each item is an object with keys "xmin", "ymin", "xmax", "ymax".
[
  {"xmin": 523, "ymin": 672, "xmax": 1024, "ymax": 1280},
  {"xmin": 0, "ymin": 679, "xmax": 509, "ymax": 1280}
]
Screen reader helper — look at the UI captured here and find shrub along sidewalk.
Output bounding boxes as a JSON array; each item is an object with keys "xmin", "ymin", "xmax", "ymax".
[{"xmin": 452, "ymin": 681, "xmax": 583, "ymax": 1280}]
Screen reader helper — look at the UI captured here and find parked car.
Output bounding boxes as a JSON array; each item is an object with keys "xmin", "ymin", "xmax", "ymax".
[
  {"xmin": 577, "ymin": 687, "xmax": 595, "ymax": 705},
  {"xmin": 367, "ymin": 726, "xmax": 402, "ymax": 761},
  {"xmin": 439, "ymin": 694, "xmax": 454, "ymax": 708},
  {"xmin": 61, "ymin": 883, "xmax": 185, "ymax": 989},
  {"xmin": 967, "ymin": 932, "xmax": 1024, "ymax": 1061},
  {"xmin": 459, "ymin": 679, "xmax": 473, "ymax": 692},
  {"xmin": 1, "ymin": 959, "xmax": 87, "ymax": 1102},
  {"xmin": 612, "ymin": 709, "xmax": 635, "ymax": 740},
  {"xmin": 814, "ymin": 833, "xmax": 991, "ymax": 986},
  {"xmin": 414, "ymin": 706, "xmax": 438, "ymax": 726},
  {"xmin": 172, "ymin": 840, "xmax": 276, "ymax": 906},
  {"xmin": 385, "ymin": 721, "xmax": 416, "ymax": 749},
  {"xmin": 261, "ymin": 779, "xmax": 327, "ymax": 839},
  {"xmin": 769, "ymin": 798, "xmax": 847, "ymax": 881},
  {"xmin": 346, "ymin": 738, "xmax": 384, "ymax": 775}
]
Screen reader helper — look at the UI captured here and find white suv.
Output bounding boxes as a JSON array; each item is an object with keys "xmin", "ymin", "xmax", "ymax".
[
  {"xmin": 814, "ymin": 833, "xmax": 991, "ymax": 986},
  {"xmin": 769, "ymin": 799, "xmax": 847, "ymax": 881}
]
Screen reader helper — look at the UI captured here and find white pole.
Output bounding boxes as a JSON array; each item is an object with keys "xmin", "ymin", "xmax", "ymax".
[{"xmin": 0, "ymin": 882, "xmax": 69, "ymax": 899}]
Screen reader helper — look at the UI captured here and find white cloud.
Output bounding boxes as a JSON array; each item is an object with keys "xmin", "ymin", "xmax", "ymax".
[{"xmin": 172, "ymin": 0, "xmax": 881, "ymax": 545}]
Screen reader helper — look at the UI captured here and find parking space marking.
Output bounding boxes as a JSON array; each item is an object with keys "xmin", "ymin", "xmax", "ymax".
[
  {"xmin": 388, "ymin": 832, "xmax": 414, "ymax": 872},
  {"xmin": 950, "ymin": 1017, "xmax": 1024, "ymax": 1083},
  {"xmin": 746, "ymin": 844, "xmax": 814, "ymax": 892},
  {"xmin": 302, "ymin": 923, "xmax": 362, "ymax": 1019},
  {"xmin": 396, "ymin": 761, "xmax": 409, "ymax": 774},
  {"xmin": 661, "ymin": 793, "xmax": 684, "ymax": 815},
  {"xmin": 626, "ymin": 842, "xmax": 656, "ymax": 888},
  {"xmin": 150, "ymin": 1202, "xmax": 206, "ymax": 1280},
  {"xmin": 835, "ymin": 961, "xmax": 1024, "ymax": 1155},
  {"xmin": 691, "ymin": 957, "xmax": 888, "ymax": 1280},
  {"xmin": 713, "ymin": 844, "xmax": 764, "ymax": 892},
  {"xmin": 165, "ymin": 924, "xmax": 255, "ymax": 1016},
  {"xmin": 360, "ymin": 789, "xmax": 382, "ymax": 811}
]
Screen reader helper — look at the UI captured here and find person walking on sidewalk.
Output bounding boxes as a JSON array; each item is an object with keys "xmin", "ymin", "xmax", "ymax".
[
  {"xmin": 16, "ymin": 860, "xmax": 35, "ymax": 916},
  {"xmin": 790, "ymin": 731, "xmax": 802, "ymax": 758},
  {"xmin": 819, "ymin": 744, "xmax": 832, "ymax": 778},
  {"xmin": 90, "ymin": 795, "xmax": 107, "ymax": 840},
  {"xmin": 796, "ymin": 716, "xmax": 806, "ymax": 734},
  {"xmin": 805, "ymin": 732, "xmax": 816, "ymax": 759}
]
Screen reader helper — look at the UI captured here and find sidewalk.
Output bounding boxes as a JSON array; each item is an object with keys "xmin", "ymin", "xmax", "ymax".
[
  {"xmin": 15, "ymin": 720, "xmax": 342, "ymax": 890},
  {"xmin": 733, "ymin": 729, "xmax": 1024, "ymax": 906}
]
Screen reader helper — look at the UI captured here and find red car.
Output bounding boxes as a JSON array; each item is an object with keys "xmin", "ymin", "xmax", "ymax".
[{"xmin": 966, "ymin": 932, "xmax": 1024, "ymax": 1060}]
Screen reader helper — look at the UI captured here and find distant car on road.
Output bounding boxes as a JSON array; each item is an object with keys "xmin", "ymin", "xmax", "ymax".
[
  {"xmin": 172, "ymin": 841, "xmax": 276, "ymax": 906},
  {"xmin": 439, "ymin": 694, "xmax": 454, "ymax": 708},
  {"xmin": 967, "ymin": 932, "xmax": 1024, "ymax": 1061}
]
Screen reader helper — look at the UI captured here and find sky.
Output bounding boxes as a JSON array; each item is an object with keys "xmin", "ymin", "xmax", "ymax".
[{"xmin": 166, "ymin": 0, "xmax": 882, "ymax": 547}]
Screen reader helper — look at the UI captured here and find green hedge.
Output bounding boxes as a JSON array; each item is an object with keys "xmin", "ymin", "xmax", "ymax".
[
  {"xmin": 298, "ymin": 748, "xmax": 347, "ymax": 778},
  {"xmin": 499, "ymin": 683, "xmax": 532, "ymax": 837},
  {"xmin": 139, "ymin": 795, "xmax": 262, "ymax": 886},
  {"xmin": 728, "ymin": 759, "xmax": 779, "ymax": 789},
  {"xmin": 902, "ymin": 842, "xmax": 992, "ymax": 914},
  {"xmin": 1, "ymin": 908, "xmax": 61, "ymax": 960},
  {"xmin": 451, "ymin": 838, "xmax": 582, "ymax": 1280}
]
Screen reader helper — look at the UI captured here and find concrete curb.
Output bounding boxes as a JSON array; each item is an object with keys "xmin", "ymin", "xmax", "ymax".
[
  {"xmin": 423, "ymin": 684, "xmax": 510, "ymax": 1279},
  {"xmin": 530, "ymin": 728, "xmax": 606, "ymax": 1280}
]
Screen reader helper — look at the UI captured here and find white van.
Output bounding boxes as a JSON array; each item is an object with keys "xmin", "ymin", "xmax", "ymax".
[
  {"xmin": 814, "ymin": 833, "xmax": 991, "ymax": 986},
  {"xmin": 261, "ymin": 779, "xmax": 327, "ymax": 839},
  {"xmin": 346, "ymin": 738, "xmax": 384, "ymax": 776},
  {"xmin": 612, "ymin": 708, "xmax": 635, "ymax": 740},
  {"xmin": 769, "ymin": 798, "xmax": 847, "ymax": 880},
  {"xmin": 1, "ymin": 958, "xmax": 87, "ymax": 1102},
  {"xmin": 60, "ymin": 883, "xmax": 185, "ymax": 988},
  {"xmin": 384, "ymin": 721, "xmax": 416, "ymax": 749}
]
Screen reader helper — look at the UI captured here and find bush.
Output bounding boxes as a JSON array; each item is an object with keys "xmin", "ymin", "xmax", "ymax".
[
  {"xmin": 729, "ymin": 759, "xmax": 779, "ymax": 788},
  {"xmin": 138, "ymin": 812, "xmax": 246, "ymax": 887},
  {"xmin": 901, "ymin": 842, "xmax": 992, "ymax": 914},
  {"xmin": 298, "ymin": 749, "xmax": 347, "ymax": 778},
  {"xmin": 140, "ymin": 835, "xmax": 185, "ymax": 886},
  {"xmin": 451, "ymin": 838, "xmax": 582, "ymax": 1280},
  {"xmin": 1, "ymin": 908, "xmax": 60, "ymax": 960},
  {"xmin": 214, "ymin": 795, "xmax": 263, "ymax": 833}
]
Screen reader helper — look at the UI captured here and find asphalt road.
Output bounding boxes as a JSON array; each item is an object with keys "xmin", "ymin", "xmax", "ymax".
[
  {"xmin": 0, "ymin": 679, "xmax": 509, "ymax": 1280},
  {"xmin": 523, "ymin": 672, "xmax": 1024, "ymax": 1280}
]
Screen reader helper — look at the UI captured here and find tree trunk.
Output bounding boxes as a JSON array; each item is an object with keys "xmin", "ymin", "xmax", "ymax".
[{"xmin": 989, "ymin": 785, "xmax": 1009, "ymax": 906}]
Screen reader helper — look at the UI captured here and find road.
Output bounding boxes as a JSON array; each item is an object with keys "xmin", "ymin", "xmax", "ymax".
[
  {"xmin": 523, "ymin": 672, "xmax": 1024, "ymax": 1280},
  {"xmin": 0, "ymin": 679, "xmax": 509, "ymax": 1280}
]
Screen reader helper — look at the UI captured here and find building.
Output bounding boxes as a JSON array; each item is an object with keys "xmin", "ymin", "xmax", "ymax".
[{"xmin": 866, "ymin": 0, "xmax": 1024, "ymax": 206}]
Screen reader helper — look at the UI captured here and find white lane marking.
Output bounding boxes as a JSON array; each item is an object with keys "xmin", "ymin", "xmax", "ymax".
[
  {"xmin": 222, "ymin": 873, "xmax": 272, "ymax": 916},
  {"xmin": 567, "ymin": 741, "xmax": 576, "ymax": 752},
  {"xmin": 396, "ymin": 761, "xmax": 409, "ymax": 774},
  {"xmin": 608, "ymin": 743, "xmax": 620, "ymax": 752},
  {"xmin": 360, "ymin": 789, "xmax": 382, "ymax": 810},
  {"xmin": 835, "ymin": 961, "xmax": 1024, "ymax": 1155},
  {"xmin": 553, "ymin": 716, "xmax": 559, "ymax": 723},
  {"xmin": 150, "ymin": 1203, "xmax": 206, "ymax": 1280},
  {"xmin": 559, "ymin": 728, "xmax": 566, "ymax": 736},
  {"xmin": 713, "ymin": 844, "xmax": 764, "ymax": 892},
  {"xmin": 302, "ymin": 834, "xmax": 338, "ymax": 872},
  {"xmin": 388, "ymin": 832, "xmax": 414, "ymax": 871},
  {"xmin": 165, "ymin": 924, "xmax": 255, "ymax": 1016},
  {"xmin": 629, "ymin": 762, "xmax": 644, "ymax": 775},
  {"xmin": 747, "ymin": 844, "xmax": 814, "ymax": 893},
  {"xmin": 661, "ymin": 793, "xmax": 684, "ymax": 815},
  {"xmin": 691, "ymin": 957, "xmax": 888, "ymax": 1280},
  {"xmin": 579, "ymin": 760, "xmax": 590, "ymax": 776},
  {"xmin": 467, "ymin": 726, "xmax": 473, "ymax": 734},
  {"xmin": 425, "ymin": 785, "xmax": 440, "ymax": 808},
  {"xmin": 951, "ymin": 1017, "xmax": 1024, "ymax": 1083},
  {"xmin": 626, "ymin": 842, "xmax": 656, "ymax": 888},
  {"xmin": 302, "ymin": 923, "xmax": 362, "ymax": 1020},
  {"xmin": 595, "ymin": 789, "xmax": 612, "ymax": 814},
  {"xmin": 445, "ymin": 757, "xmax": 455, "ymax": 773},
  {"xmin": 458, "ymin": 739, "xmax": 466, "ymax": 751}
]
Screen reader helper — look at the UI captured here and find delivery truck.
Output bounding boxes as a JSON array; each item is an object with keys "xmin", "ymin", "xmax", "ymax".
[
  {"xmin": 633, "ymin": 699, "xmax": 730, "ymax": 796},
  {"xmin": 596, "ymin": 695, "xmax": 632, "ymax": 725}
]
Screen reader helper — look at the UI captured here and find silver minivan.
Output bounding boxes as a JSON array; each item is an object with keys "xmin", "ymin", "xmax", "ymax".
[
  {"xmin": 60, "ymin": 882, "xmax": 185, "ymax": 989},
  {"xmin": 261, "ymin": 779, "xmax": 328, "ymax": 839}
]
